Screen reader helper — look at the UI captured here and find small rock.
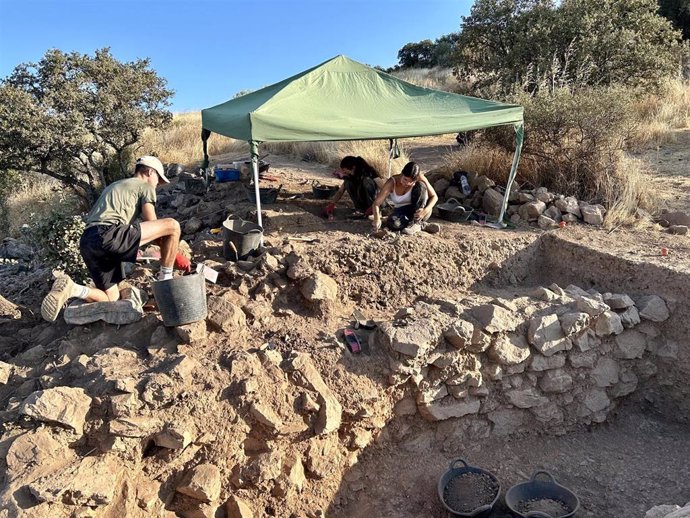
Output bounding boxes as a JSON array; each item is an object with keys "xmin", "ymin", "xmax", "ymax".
[
  {"xmin": 227, "ymin": 495, "xmax": 254, "ymax": 518},
  {"xmin": 300, "ymin": 272, "xmax": 338, "ymax": 302},
  {"xmin": 580, "ymin": 204, "xmax": 605, "ymax": 225},
  {"xmin": 594, "ymin": 311, "xmax": 624, "ymax": 336},
  {"xmin": 667, "ymin": 225, "xmax": 688, "ymax": 235},
  {"xmin": 0, "ymin": 360, "xmax": 13, "ymax": 384},
  {"xmin": 177, "ymin": 463, "xmax": 221, "ymax": 502}
]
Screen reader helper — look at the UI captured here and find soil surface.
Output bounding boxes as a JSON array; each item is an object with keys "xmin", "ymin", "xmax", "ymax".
[{"xmin": 0, "ymin": 134, "xmax": 688, "ymax": 518}]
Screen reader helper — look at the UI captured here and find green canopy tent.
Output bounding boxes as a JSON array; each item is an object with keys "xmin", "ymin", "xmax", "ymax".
[{"xmin": 201, "ymin": 55, "xmax": 524, "ymax": 230}]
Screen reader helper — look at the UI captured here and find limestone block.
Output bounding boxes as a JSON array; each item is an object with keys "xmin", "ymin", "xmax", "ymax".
[
  {"xmin": 530, "ymin": 286, "xmax": 559, "ymax": 302},
  {"xmin": 306, "ymin": 435, "xmax": 340, "ymax": 479},
  {"xmin": 506, "ymin": 387, "xmax": 548, "ymax": 408},
  {"xmin": 554, "ymin": 196, "xmax": 581, "ymax": 216},
  {"xmin": 538, "ymin": 215, "xmax": 557, "ymax": 229},
  {"xmin": 470, "ymin": 304, "xmax": 519, "ymax": 334},
  {"xmin": 591, "ymin": 358, "xmax": 619, "ymax": 388},
  {"xmin": 418, "ymin": 397, "xmax": 481, "ymax": 421},
  {"xmin": 176, "ymin": 320, "xmax": 208, "ymax": 344},
  {"xmin": 531, "ymin": 402, "xmax": 564, "ymax": 423},
  {"xmin": 539, "ymin": 369, "xmax": 573, "ymax": 393},
  {"xmin": 379, "ymin": 320, "xmax": 438, "ymax": 358},
  {"xmin": 394, "ymin": 397, "xmax": 418, "ymax": 416},
  {"xmin": 528, "ymin": 314, "xmax": 571, "ymax": 356},
  {"xmin": 576, "ymin": 296, "xmax": 609, "ymax": 316},
  {"xmin": 565, "ymin": 285, "xmax": 590, "ymax": 298},
  {"xmin": 250, "ymin": 401, "xmax": 284, "ymax": 432},
  {"xmin": 109, "ymin": 416, "xmax": 160, "ymax": 438},
  {"xmin": 614, "ymin": 330, "xmax": 647, "ymax": 359},
  {"xmin": 482, "ymin": 188, "xmax": 504, "ymax": 216},
  {"xmin": 0, "ymin": 360, "xmax": 12, "ymax": 384},
  {"xmin": 518, "ymin": 192, "xmax": 535, "ymax": 203},
  {"xmin": 489, "ymin": 334, "xmax": 531, "ymax": 365},
  {"xmin": 610, "ymin": 370, "xmax": 638, "ymax": 398},
  {"xmin": 519, "ymin": 201, "xmax": 547, "ymax": 221},
  {"xmin": 300, "ymin": 272, "xmax": 338, "ymax": 302},
  {"xmin": 287, "ymin": 353, "xmax": 342, "ymax": 435},
  {"xmin": 206, "ymin": 295, "xmax": 246, "ymax": 333},
  {"xmin": 177, "ymin": 464, "xmax": 221, "ymax": 502},
  {"xmin": 110, "ymin": 393, "xmax": 141, "ymax": 418},
  {"xmin": 154, "ymin": 424, "xmax": 194, "ymax": 449},
  {"xmin": 582, "ymin": 389, "xmax": 610, "ymax": 413},
  {"xmin": 595, "ymin": 311, "xmax": 624, "ymax": 336},
  {"xmin": 580, "ymin": 204, "xmax": 605, "ymax": 225},
  {"xmin": 568, "ymin": 350, "xmax": 598, "ymax": 369},
  {"xmin": 603, "ymin": 293, "xmax": 635, "ymax": 309},
  {"xmin": 20, "ymin": 387, "xmax": 92, "ymax": 436},
  {"xmin": 544, "ymin": 205, "xmax": 562, "ymax": 221},
  {"xmin": 416, "ymin": 385, "xmax": 449, "ymax": 404},
  {"xmin": 227, "ymin": 496, "xmax": 254, "ymax": 518},
  {"xmin": 636, "ymin": 295, "xmax": 670, "ymax": 322},
  {"xmin": 619, "ymin": 306, "xmax": 641, "ymax": 329},
  {"xmin": 559, "ymin": 312, "xmax": 590, "ymax": 336}
]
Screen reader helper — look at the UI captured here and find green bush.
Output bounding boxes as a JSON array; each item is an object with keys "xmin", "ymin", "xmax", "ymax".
[{"xmin": 29, "ymin": 206, "xmax": 89, "ymax": 282}]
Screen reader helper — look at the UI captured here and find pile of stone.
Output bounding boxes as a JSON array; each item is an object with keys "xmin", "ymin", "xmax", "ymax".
[
  {"xmin": 378, "ymin": 283, "xmax": 673, "ymax": 435},
  {"xmin": 430, "ymin": 171, "xmax": 607, "ymax": 228}
]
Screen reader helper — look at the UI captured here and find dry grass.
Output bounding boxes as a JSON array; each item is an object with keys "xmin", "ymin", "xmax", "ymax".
[
  {"xmin": 603, "ymin": 155, "xmax": 659, "ymax": 229},
  {"xmin": 439, "ymin": 142, "xmax": 538, "ymax": 188},
  {"xmin": 629, "ymin": 79, "xmax": 690, "ymax": 149},
  {"xmin": 1, "ymin": 174, "xmax": 78, "ymax": 237},
  {"xmin": 141, "ymin": 112, "xmax": 245, "ymax": 167}
]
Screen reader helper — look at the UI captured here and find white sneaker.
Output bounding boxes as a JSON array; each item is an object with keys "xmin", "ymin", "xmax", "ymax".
[{"xmin": 402, "ymin": 222, "xmax": 422, "ymax": 235}]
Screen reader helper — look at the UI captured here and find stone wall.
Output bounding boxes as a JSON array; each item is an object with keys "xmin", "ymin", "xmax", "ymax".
[{"xmin": 379, "ymin": 280, "xmax": 678, "ymax": 437}]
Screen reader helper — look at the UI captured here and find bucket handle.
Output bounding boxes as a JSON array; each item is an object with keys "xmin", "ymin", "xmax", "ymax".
[
  {"xmin": 449, "ymin": 458, "xmax": 469, "ymax": 470},
  {"xmin": 525, "ymin": 513, "xmax": 554, "ymax": 518},
  {"xmin": 445, "ymin": 198, "xmax": 461, "ymax": 207},
  {"xmin": 530, "ymin": 470, "xmax": 557, "ymax": 484}
]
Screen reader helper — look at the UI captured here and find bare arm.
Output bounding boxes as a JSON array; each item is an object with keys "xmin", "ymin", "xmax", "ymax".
[
  {"xmin": 330, "ymin": 182, "xmax": 347, "ymax": 204},
  {"xmin": 141, "ymin": 202, "xmax": 157, "ymax": 222},
  {"xmin": 372, "ymin": 178, "xmax": 395, "ymax": 230}
]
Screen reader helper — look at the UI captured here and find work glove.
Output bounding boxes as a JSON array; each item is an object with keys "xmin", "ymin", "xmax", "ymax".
[
  {"xmin": 322, "ymin": 202, "xmax": 336, "ymax": 218},
  {"xmin": 174, "ymin": 252, "xmax": 192, "ymax": 272}
]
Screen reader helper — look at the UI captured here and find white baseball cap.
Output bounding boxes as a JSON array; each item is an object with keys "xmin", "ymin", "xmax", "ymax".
[{"xmin": 136, "ymin": 155, "xmax": 169, "ymax": 184}]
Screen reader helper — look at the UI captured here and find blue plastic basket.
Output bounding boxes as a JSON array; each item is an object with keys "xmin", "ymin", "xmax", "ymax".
[{"xmin": 215, "ymin": 168, "xmax": 241, "ymax": 182}]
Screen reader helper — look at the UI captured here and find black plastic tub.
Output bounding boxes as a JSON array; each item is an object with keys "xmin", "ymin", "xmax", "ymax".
[
  {"xmin": 438, "ymin": 198, "xmax": 473, "ymax": 222},
  {"xmin": 245, "ymin": 184, "xmax": 281, "ymax": 205},
  {"xmin": 505, "ymin": 471, "xmax": 580, "ymax": 518},
  {"xmin": 222, "ymin": 218, "xmax": 263, "ymax": 261},
  {"xmin": 312, "ymin": 183, "xmax": 339, "ymax": 199},
  {"xmin": 437, "ymin": 458, "xmax": 501, "ymax": 517}
]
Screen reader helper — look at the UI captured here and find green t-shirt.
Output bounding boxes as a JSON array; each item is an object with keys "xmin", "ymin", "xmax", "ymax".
[{"xmin": 86, "ymin": 177, "xmax": 157, "ymax": 227}]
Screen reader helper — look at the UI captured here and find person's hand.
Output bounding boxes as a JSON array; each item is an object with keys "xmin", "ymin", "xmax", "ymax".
[
  {"xmin": 372, "ymin": 215, "xmax": 381, "ymax": 231},
  {"xmin": 415, "ymin": 207, "xmax": 429, "ymax": 220},
  {"xmin": 174, "ymin": 252, "xmax": 192, "ymax": 272}
]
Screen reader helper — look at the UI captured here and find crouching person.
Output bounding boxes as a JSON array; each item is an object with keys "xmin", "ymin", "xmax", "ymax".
[
  {"xmin": 41, "ymin": 156, "xmax": 190, "ymax": 322},
  {"xmin": 371, "ymin": 161, "xmax": 438, "ymax": 235}
]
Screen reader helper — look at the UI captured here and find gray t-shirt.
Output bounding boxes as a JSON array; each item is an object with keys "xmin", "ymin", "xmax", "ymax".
[{"xmin": 86, "ymin": 177, "xmax": 156, "ymax": 227}]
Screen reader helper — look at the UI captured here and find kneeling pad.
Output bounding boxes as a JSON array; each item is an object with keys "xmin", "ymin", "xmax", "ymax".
[{"xmin": 64, "ymin": 286, "xmax": 147, "ymax": 325}]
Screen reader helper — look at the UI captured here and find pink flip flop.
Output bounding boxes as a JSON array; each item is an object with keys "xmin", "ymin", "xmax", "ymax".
[{"xmin": 343, "ymin": 329, "xmax": 362, "ymax": 354}]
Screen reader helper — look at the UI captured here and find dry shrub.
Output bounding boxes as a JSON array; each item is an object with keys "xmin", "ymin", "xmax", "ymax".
[
  {"xmin": 439, "ymin": 142, "xmax": 537, "ymax": 187},
  {"xmin": 141, "ymin": 112, "xmax": 245, "ymax": 167},
  {"xmin": 602, "ymin": 155, "xmax": 658, "ymax": 229},
  {"xmin": 630, "ymin": 79, "xmax": 690, "ymax": 149}
]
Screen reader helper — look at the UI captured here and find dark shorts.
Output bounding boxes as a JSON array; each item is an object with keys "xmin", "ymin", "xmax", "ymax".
[{"xmin": 79, "ymin": 223, "xmax": 141, "ymax": 291}]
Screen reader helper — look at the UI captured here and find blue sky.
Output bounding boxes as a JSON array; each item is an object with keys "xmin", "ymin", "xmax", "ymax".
[{"xmin": 0, "ymin": 0, "xmax": 471, "ymax": 112}]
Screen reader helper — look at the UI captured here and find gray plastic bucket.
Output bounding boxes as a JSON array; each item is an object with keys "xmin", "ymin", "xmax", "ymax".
[
  {"xmin": 152, "ymin": 273, "xmax": 207, "ymax": 327},
  {"xmin": 222, "ymin": 218, "xmax": 263, "ymax": 261}
]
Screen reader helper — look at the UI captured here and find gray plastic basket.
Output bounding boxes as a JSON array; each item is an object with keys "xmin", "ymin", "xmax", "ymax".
[{"xmin": 152, "ymin": 273, "xmax": 207, "ymax": 327}]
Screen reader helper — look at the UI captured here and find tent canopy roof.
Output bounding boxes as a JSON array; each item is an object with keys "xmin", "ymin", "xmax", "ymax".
[{"xmin": 201, "ymin": 55, "xmax": 523, "ymax": 143}]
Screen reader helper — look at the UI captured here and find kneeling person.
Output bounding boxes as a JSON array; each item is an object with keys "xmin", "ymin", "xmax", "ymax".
[{"xmin": 41, "ymin": 156, "xmax": 189, "ymax": 322}]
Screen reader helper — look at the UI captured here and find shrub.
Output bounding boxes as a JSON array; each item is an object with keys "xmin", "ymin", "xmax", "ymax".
[{"xmin": 29, "ymin": 204, "xmax": 89, "ymax": 282}]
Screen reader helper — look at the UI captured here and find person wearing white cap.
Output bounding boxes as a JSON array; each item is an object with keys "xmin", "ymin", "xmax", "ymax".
[{"xmin": 41, "ymin": 155, "xmax": 191, "ymax": 322}]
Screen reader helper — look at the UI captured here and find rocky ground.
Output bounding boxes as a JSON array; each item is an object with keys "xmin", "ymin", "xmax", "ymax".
[{"xmin": 0, "ymin": 135, "xmax": 688, "ymax": 518}]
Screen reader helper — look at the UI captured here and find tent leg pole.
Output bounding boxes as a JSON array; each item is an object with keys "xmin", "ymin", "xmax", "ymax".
[
  {"xmin": 497, "ymin": 123, "xmax": 524, "ymax": 226},
  {"xmin": 250, "ymin": 141, "xmax": 264, "ymax": 245}
]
